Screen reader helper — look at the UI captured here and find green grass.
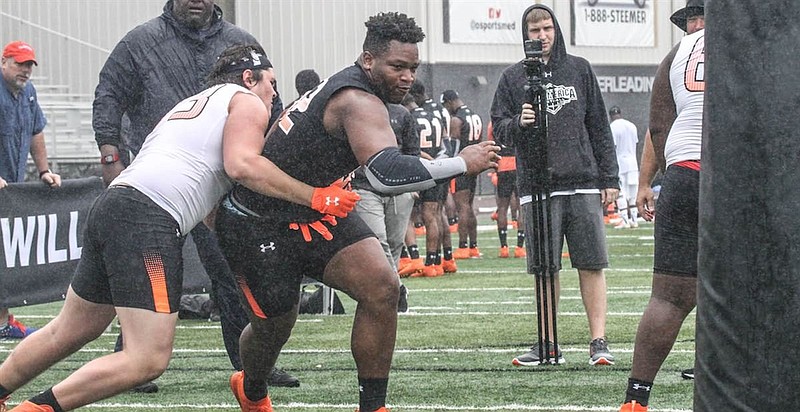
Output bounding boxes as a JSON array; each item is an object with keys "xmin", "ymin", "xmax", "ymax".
[{"xmin": 0, "ymin": 216, "xmax": 696, "ymax": 411}]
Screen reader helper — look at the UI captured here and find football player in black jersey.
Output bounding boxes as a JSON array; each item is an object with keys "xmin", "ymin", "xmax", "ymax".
[{"xmin": 216, "ymin": 13, "xmax": 500, "ymax": 412}]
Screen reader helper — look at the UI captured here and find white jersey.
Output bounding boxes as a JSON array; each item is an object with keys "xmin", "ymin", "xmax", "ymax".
[
  {"xmin": 611, "ymin": 118, "xmax": 639, "ymax": 174},
  {"xmin": 665, "ymin": 29, "xmax": 705, "ymax": 167},
  {"xmin": 113, "ymin": 83, "xmax": 253, "ymax": 234}
]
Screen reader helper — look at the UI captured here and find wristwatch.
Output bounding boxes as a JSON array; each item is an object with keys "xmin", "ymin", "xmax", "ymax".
[{"xmin": 101, "ymin": 153, "xmax": 120, "ymax": 165}]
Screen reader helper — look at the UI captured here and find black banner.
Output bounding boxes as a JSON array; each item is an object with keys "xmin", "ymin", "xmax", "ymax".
[{"xmin": 0, "ymin": 177, "xmax": 211, "ymax": 308}]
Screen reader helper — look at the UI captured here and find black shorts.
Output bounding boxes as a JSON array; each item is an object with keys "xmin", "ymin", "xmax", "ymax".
[
  {"xmin": 653, "ymin": 165, "xmax": 699, "ymax": 277},
  {"xmin": 71, "ymin": 186, "xmax": 186, "ymax": 313},
  {"xmin": 454, "ymin": 174, "xmax": 477, "ymax": 193},
  {"xmin": 496, "ymin": 170, "xmax": 517, "ymax": 198},
  {"xmin": 418, "ymin": 181, "xmax": 448, "ymax": 204},
  {"xmin": 523, "ymin": 193, "xmax": 608, "ymax": 273},
  {"xmin": 216, "ymin": 196, "xmax": 376, "ymax": 317}
]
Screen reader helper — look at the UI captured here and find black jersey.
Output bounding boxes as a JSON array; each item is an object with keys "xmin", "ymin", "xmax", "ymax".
[
  {"xmin": 451, "ymin": 105, "xmax": 483, "ymax": 154},
  {"xmin": 422, "ymin": 99, "xmax": 450, "ymax": 138},
  {"xmin": 410, "ymin": 106, "xmax": 444, "ymax": 159},
  {"xmin": 231, "ymin": 64, "xmax": 373, "ymax": 223}
]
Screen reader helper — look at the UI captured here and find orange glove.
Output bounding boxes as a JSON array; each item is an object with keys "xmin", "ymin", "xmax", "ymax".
[
  {"xmin": 310, "ymin": 182, "xmax": 360, "ymax": 218},
  {"xmin": 289, "ymin": 215, "xmax": 338, "ymax": 242}
]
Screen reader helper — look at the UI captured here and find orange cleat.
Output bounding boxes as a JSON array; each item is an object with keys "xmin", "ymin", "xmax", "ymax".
[
  {"xmin": 434, "ymin": 264, "xmax": 444, "ymax": 276},
  {"xmin": 412, "ymin": 265, "xmax": 439, "ymax": 278},
  {"xmin": 442, "ymin": 258, "xmax": 457, "ymax": 273},
  {"xmin": 514, "ymin": 246, "xmax": 526, "ymax": 258},
  {"xmin": 10, "ymin": 401, "xmax": 55, "ymax": 411},
  {"xmin": 490, "ymin": 211, "xmax": 498, "ymax": 221},
  {"xmin": 452, "ymin": 247, "xmax": 471, "ymax": 259},
  {"xmin": 230, "ymin": 371, "xmax": 273, "ymax": 412},
  {"xmin": 510, "ymin": 220, "xmax": 519, "ymax": 229},
  {"xmin": 398, "ymin": 258, "xmax": 424, "ymax": 278},
  {"xmin": 414, "ymin": 226, "xmax": 426, "ymax": 236},
  {"xmin": 449, "ymin": 223, "xmax": 458, "ymax": 233},
  {"xmin": 355, "ymin": 407, "xmax": 391, "ymax": 412},
  {"xmin": 498, "ymin": 246, "xmax": 510, "ymax": 258},
  {"xmin": 619, "ymin": 401, "xmax": 648, "ymax": 412},
  {"xmin": 468, "ymin": 247, "xmax": 482, "ymax": 258},
  {"xmin": 398, "ymin": 256, "xmax": 411, "ymax": 269}
]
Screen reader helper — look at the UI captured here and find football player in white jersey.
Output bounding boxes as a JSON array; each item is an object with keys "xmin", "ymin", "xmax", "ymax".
[
  {"xmin": 621, "ymin": 1, "xmax": 705, "ymax": 410},
  {"xmin": 0, "ymin": 45, "xmax": 358, "ymax": 412}
]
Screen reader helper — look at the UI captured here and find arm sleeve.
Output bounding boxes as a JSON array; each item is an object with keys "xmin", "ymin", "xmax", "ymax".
[
  {"xmin": 364, "ymin": 147, "xmax": 466, "ymax": 195},
  {"xmin": 92, "ymin": 38, "xmax": 143, "ymax": 149}
]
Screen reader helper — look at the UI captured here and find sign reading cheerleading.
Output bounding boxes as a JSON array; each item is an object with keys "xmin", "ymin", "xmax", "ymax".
[
  {"xmin": 572, "ymin": 0, "xmax": 654, "ymax": 47},
  {"xmin": 446, "ymin": 0, "xmax": 530, "ymax": 44}
]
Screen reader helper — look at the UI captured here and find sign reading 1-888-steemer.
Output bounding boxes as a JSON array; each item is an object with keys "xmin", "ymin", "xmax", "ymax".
[{"xmin": 572, "ymin": 0, "xmax": 654, "ymax": 47}]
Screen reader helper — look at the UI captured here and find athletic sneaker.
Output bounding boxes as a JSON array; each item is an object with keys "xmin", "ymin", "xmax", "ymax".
[
  {"xmin": 7, "ymin": 401, "xmax": 54, "ymax": 411},
  {"xmin": 681, "ymin": 368, "xmax": 695, "ymax": 380},
  {"xmin": 411, "ymin": 265, "xmax": 438, "ymax": 278},
  {"xmin": 230, "ymin": 371, "xmax": 273, "ymax": 412},
  {"xmin": 398, "ymin": 257, "xmax": 412, "ymax": 269},
  {"xmin": 449, "ymin": 223, "xmax": 458, "ymax": 233},
  {"xmin": 397, "ymin": 285, "xmax": 409, "ymax": 313},
  {"xmin": 514, "ymin": 246, "xmax": 526, "ymax": 258},
  {"xmin": 0, "ymin": 315, "xmax": 37, "ymax": 340},
  {"xmin": 490, "ymin": 211, "xmax": 498, "ymax": 221},
  {"xmin": 614, "ymin": 221, "xmax": 631, "ymax": 229},
  {"xmin": 398, "ymin": 258, "xmax": 424, "ymax": 277},
  {"xmin": 441, "ymin": 258, "xmax": 457, "ymax": 273},
  {"xmin": 452, "ymin": 247, "xmax": 471, "ymax": 259},
  {"xmin": 512, "ymin": 342, "xmax": 564, "ymax": 366},
  {"xmin": 355, "ymin": 407, "xmax": 391, "ymax": 412},
  {"xmin": 468, "ymin": 247, "xmax": 482, "ymax": 258},
  {"xmin": 619, "ymin": 400, "xmax": 648, "ymax": 411},
  {"xmin": 414, "ymin": 226, "xmax": 426, "ymax": 236},
  {"xmin": 589, "ymin": 337, "xmax": 615, "ymax": 365},
  {"xmin": 130, "ymin": 381, "xmax": 159, "ymax": 393},
  {"xmin": 434, "ymin": 264, "xmax": 444, "ymax": 277},
  {"xmin": 266, "ymin": 367, "xmax": 300, "ymax": 387},
  {"xmin": 498, "ymin": 246, "xmax": 510, "ymax": 258}
]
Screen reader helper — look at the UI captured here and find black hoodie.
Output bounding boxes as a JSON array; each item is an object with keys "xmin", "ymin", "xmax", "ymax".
[
  {"xmin": 490, "ymin": 4, "xmax": 618, "ymax": 196},
  {"xmin": 93, "ymin": 0, "xmax": 262, "ymax": 156}
]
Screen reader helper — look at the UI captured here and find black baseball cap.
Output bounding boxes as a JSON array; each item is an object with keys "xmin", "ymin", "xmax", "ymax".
[{"xmin": 670, "ymin": 0, "xmax": 704, "ymax": 32}]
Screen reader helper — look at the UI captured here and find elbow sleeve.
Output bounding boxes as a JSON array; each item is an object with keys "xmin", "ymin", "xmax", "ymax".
[{"xmin": 364, "ymin": 147, "xmax": 466, "ymax": 195}]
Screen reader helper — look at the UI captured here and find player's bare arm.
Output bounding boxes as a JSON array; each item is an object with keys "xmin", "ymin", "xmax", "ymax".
[
  {"xmin": 649, "ymin": 45, "xmax": 679, "ymax": 171},
  {"xmin": 223, "ymin": 92, "xmax": 315, "ymax": 206}
]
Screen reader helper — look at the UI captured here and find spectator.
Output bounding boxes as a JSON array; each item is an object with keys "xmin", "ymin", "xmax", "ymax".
[
  {"xmin": 0, "ymin": 40, "xmax": 61, "ymax": 340},
  {"xmin": 608, "ymin": 106, "xmax": 640, "ymax": 229},
  {"xmin": 215, "ymin": 12, "xmax": 499, "ymax": 412},
  {"xmin": 91, "ymin": 0, "xmax": 297, "ymax": 389},
  {"xmin": 621, "ymin": 3, "xmax": 705, "ymax": 412},
  {"xmin": 0, "ymin": 44, "xmax": 358, "ymax": 412},
  {"xmin": 294, "ymin": 68, "xmax": 320, "ymax": 97},
  {"xmin": 441, "ymin": 90, "xmax": 484, "ymax": 259},
  {"xmin": 490, "ymin": 4, "xmax": 619, "ymax": 367}
]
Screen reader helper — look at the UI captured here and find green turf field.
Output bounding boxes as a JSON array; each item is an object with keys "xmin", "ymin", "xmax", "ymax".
[{"xmin": 0, "ymin": 217, "xmax": 696, "ymax": 411}]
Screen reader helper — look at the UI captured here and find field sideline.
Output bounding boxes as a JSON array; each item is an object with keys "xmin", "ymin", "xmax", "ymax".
[{"xmin": 0, "ymin": 217, "xmax": 697, "ymax": 411}]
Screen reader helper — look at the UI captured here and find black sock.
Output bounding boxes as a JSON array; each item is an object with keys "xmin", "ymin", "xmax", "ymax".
[
  {"xmin": 458, "ymin": 241, "xmax": 468, "ymax": 249},
  {"xmin": 358, "ymin": 377, "xmax": 388, "ymax": 412},
  {"xmin": 408, "ymin": 244, "xmax": 420, "ymax": 260},
  {"xmin": 400, "ymin": 246, "xmax": 409, "ymax": 259},
  {"xmin": 517, "ymin": 231, "xmax": 526, "ymax": 247},
  {"xmin": 435, "ymin": 251, "xmax": 442, "ymax": 265},
  {"xmin": 425, "ymin": 252, "xmax": 437, "ymax": 266},
  {"xmin": 244, "ymin": 373, "xmax": 268, "ymax": 402},
  {"xmin": 0, "ymin": 384, "xmax": 11, "ymax": 398},
  {"xmin": 498, "ymin": 228, "xmax": 508, "ymax": 247},
  {"xmin": 624, "ymin": 378, "xmax": 653, "ymax": 406},
  {"xmin": 413, "ymin": 221, "xmax": 423, "ymax": 228},
  {"xmin": 448, "ymin": 216, "xmax": 459, "ymax": 225},
  {"xmin": 29, "ymin": 388, "xmax": 65, "ymax": 412},
  {"xmin": 469, "ymin": 242, "xmax": 478, "ymax": 249},
  {"xmin": 443, "ymin": 247, "xmax": 453, "ymax": 260}
]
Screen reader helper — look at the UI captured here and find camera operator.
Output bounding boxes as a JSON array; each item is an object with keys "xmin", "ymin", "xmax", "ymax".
[{"xmin": 490, "ymin": 4, "xmax": 619, "ymax": 367}]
